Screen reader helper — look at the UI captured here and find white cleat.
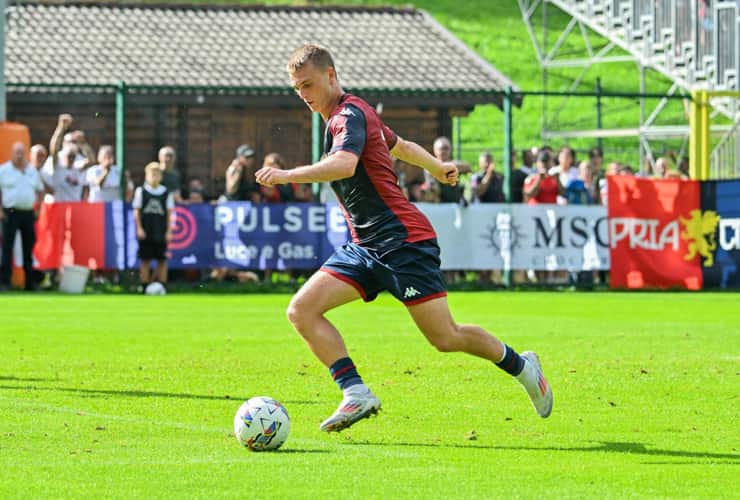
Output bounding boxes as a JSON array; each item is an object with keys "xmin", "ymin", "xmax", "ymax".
[
  {"xmin": 320, "ymin": 389, "xmax": 381, "ymax": 432},
  {"xmin": 520, "ymin": 351, "xmax": 553, "ymax": 418}
]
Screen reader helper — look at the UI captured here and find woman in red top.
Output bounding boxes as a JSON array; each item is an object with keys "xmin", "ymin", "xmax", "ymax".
[{"xmin": 523, "ymin": 150, "xmax": 563, "ymax": 204}]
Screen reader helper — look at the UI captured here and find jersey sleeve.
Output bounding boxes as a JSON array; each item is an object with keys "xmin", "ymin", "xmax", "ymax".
[
  {"xmin": 329, "ymin": 105, "xmax": 366, "ymax": 156},
  {"xmin": 381, "ymin": 123, "xmax": 398, "ymax": 151}
]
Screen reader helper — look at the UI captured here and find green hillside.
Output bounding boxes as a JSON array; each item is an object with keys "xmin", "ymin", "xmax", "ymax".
[{"xmin": 176, "ymin": 0, "xmax": 686, "ymax": 167}]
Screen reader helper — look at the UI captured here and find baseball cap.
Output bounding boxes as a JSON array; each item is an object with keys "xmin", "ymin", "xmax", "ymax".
[{"xmin": 236, "ymin": 144, "xmax": 255, "ymax": 158}]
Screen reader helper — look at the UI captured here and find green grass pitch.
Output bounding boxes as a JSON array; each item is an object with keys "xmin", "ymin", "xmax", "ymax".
[{"xmin": 1, "ymin": 292, "xmax": 738, "ymax": 498}]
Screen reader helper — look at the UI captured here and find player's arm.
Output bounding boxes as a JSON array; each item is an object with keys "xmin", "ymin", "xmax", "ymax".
[
  {"xmin": 256, "ymin": 151, "xmax": 358, "ymax": 186},
  {"xmin": 390, "ymin": 137, "xmax": 458, "ymax": 186}
]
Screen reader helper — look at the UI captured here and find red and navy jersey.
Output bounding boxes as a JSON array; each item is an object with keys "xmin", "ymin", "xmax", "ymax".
[{"xmin": 325, "ymin": 94, "xmax": 436, "ymax": 249}]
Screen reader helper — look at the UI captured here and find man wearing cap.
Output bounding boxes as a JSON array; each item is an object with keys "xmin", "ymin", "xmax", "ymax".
[
  {"xmin": 0, "ymin": 142, "xmax": 44, "ymax": 291},
  {"xmin": 225, "ymin": 144, "xmax": 260, "ymax": 202}
]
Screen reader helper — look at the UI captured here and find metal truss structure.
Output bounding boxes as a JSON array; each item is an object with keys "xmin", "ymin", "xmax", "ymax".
[{"xmin": 518, "ymin": 0, "xmax": 739, "ymax": 174}]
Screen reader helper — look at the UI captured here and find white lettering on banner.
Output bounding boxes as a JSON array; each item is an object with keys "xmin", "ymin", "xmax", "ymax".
[
  {"xmin": 262, "ymin": 207, "xmax": 279, "ymax": 232},
  {"xmin": 308, "ymin": 206, "xmax": 326, "ymax": 232},
  {"xmin": 278, "ymin": 242, "xmax": 315, "ymax": 259},
  {"xmin": 284, "ymin": 206, "xmax": 302, "ymax": 233},
  {"xmin": 533, "ymin": 216, "xmax": 609, "ymax": 248},
  {"xmin": 418, "ymin": 203, "xmax": 609, "ymax": 271},
  {"xmin": 609, "ymin": 218, "xmax": 679, "ymax": 251},
  {"xmin": 214, "ymin": 242, "xmax": 259, "ymax": 260},
  {"xmin": 214, "ymin": 204, "xmax": 329, "ymax": 233},
  {"xmin": 719, "ymin": 218, "xmax": 740, "ymax": 250},
  {"xmin": 261, "ymin": 246, "xmax": 274, "ymax": 260},
  {"xmin": 329, "ymin": 206, "xmax": 347, "ymax": 233}
]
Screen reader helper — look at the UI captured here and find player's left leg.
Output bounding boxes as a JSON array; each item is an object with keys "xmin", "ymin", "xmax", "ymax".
[{"xmin": 406, "ymin": 296, "xmax": 553, "ymax": 418}]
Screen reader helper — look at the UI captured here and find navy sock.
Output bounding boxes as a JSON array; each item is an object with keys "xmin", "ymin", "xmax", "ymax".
[
  {"xmin": 329, "ymin": 357, "xmax": 363, "ymax": 390},
  {"xmin": 495, "ymin": 344, "xmax": 525, "ymax": 376}
]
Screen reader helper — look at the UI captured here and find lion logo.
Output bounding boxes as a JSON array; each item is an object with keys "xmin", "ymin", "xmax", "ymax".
[{"xmin": 680, "ymin": 210, "xmax": 720, "ymax": 267}]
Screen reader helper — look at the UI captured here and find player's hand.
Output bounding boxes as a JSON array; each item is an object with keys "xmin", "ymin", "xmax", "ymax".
[
  {"xmin": 255, "ymin": 167, "xmax": 289, "ymax": 187},
  {"xmin": 136, "ymin": 227, "xmax": 146, "ymax": 239},
  {"xmin": 165, "ymin": 230, "xmax": 172, "ymax": 243},
  {"xmin": 433, "ymin": 162, "xmax": 459, "ymax": 186},
  {"xmin": 0, "ymin": 209, "xmax": 5, "ymax": 221}
]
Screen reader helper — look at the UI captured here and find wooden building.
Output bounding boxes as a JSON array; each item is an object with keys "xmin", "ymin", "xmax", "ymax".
[{"xmin": 5, "ymin": 2, "xmax": 519, "ymax": 194}]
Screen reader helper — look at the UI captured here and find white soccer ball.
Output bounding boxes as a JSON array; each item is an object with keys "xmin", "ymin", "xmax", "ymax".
[
  {"xmin": 233, "ymin": 397, "xmax": 290, "ymax": 451},
  {"xmin": 144, "ymin": 282, "xmax": 167, "ymax": 295}
]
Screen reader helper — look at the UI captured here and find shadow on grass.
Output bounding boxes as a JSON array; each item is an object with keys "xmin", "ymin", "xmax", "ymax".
[
  {"xmin": 0, "ymin": 375, "xmax": 57, "ymax": 382},
  {"xmin": 0, "ymin": 384, "xmax": 320, "ymax": 405},
  {"xmin": 276, "ymin": 449, "xmax": 331, "ymax": 454},
  {"xmin": 343, "ymin": 440, "xmax": 740, "ymax": 462}
]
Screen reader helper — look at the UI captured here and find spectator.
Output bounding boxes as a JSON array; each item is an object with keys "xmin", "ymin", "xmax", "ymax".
[
  {"xmin": 86, "ymin": 146, "xmax": 133, "ymax": 203},
  {"xmin": 224, "ymin": 144, "xmax": 260, "ymax": 203},
  {"xmin": 588, "ymin": 147, "xmax": 604, "ymax": 176},
  {"xmin": 49, "ymin": 114, "xmax": 95, "ymax": 170},
  {"xmin": 564, "ymin": 161, "xmax": 594, "ymax": 205},
  {"xmin": 158, "ymin": 146, "xmax": 183, "ymax": 204},
  {"xmin": 472, "ymin": 151, "xmax": 504, "ymax": 203},
  {"xmin": 510, "ymin": 149, "xmax": 530, "ymax": 203},
  {"xmin": 259, "ymin": 153, "xmax": 296, "ymax": 203},
  {"xmin": 433, "ymin": 136, "xmax": 470, "ymax": 204},
  {"xmin": 132, "ymin": 162, "xmax": 174, "ymax": 289},
  {"xmin": 184, "ymin": 177, "xmax": 208, "ymax": 204},
  {"xmin": 0, "ymin": 142, "xmax": 44, "ymax": 291},
  {"xmin": 41, "ymin": 143, "xmax": 86, "ymax": 202},
  {"xmin": 521, "ymin": 148, "xmax": 536, "ymax": 174},
  {"xmin": 29, "ymin": 144, "xmax": 48, "ymax": 171},
  {"xmin": 618, "ymin": 164, "xmax": 635, "ymax": 176},
  {"xmin": 653, "ymin": 157, "xmax": 670, "ymax": 179},
  {"xmin": 523, "ymin": 150, "xmax": 563, "ymax": 204},
  {"xmin": 557, "ymin": 146, "xmax": 579, "ymax": 188},
  {"xmin": 394, "ymin": 158, "xmax": 425, "ymax": 202}
]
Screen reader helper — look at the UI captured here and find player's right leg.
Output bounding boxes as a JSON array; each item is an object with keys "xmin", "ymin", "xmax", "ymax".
[
  {"xmin": 286, "ymin": 270, "xmax": 361, "ymax": 366},
  {"xmin": 286, "ymin": 268, "xmax": 381, "ymax": 432}
]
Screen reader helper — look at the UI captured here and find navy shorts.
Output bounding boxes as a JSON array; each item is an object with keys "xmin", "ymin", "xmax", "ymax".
[{"xmin": 321, "ymin": 239, "xmax": 447, "ymax": 306}]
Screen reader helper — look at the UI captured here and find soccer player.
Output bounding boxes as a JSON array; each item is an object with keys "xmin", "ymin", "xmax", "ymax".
[{"xmin": 256, "ymin": 45, "xmax": 553, "ymax": 432}]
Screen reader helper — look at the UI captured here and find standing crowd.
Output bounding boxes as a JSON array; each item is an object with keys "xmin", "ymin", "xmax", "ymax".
[{"xmin": 0, "ymin": 112, "xmax": 691, "ymax": 292}]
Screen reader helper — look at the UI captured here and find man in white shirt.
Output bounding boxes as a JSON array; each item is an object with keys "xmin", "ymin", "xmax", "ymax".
[
  {"xmin": 0, "ymin": 142, "xmax": 44, "ymax": 290},
  {"xmin": 41, "ymin": 144, "xmax": 86, "ymax": 202},
  {"xmin": 86, "ymin": 145, "xmax": 133, "ymax": 203}
]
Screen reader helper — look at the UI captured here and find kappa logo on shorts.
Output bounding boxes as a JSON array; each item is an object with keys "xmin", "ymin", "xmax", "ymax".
[{"xmin": 403, "ymin": 286, "xmax": 421, "ymax": 299}]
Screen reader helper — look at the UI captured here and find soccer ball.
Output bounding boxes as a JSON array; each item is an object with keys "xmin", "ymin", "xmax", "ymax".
[
  {"xmin": 144, "ymin": 282, "xmax": 167, "ymax": 295},
  {"xmin": 233, "ymin": 397, "xmax": 290, "ymax": 451}
]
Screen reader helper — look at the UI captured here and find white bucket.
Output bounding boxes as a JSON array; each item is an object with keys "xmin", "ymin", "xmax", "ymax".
[{"xmin": 59, "ymin": 265, "xmax": 90, "ymax": 294}]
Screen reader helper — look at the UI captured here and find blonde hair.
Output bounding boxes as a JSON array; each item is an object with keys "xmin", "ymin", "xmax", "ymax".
[
  {"xmin": 287, "ymin": 44, "xmax": 335, "ymax": 75},
  {"xmin": 145, "ymin": 161, "xmax": 162, "ymax": 175}
]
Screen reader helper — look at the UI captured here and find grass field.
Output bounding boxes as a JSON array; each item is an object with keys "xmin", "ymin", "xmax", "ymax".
[{"xmin": 1, "ymin": 292, "xmax": 738, "ymax": 498}]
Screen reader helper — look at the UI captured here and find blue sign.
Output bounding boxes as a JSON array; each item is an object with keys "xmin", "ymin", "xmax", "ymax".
[{"xmin": 111, "ymin": 202, "xmax": 350, "ymax": 270}]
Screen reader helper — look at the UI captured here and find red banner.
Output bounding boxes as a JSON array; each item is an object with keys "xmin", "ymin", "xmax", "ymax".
[
  {"xmin": 33, "ymin": 203, "xmax": 105, "ymax": 270},
  {"xmin": 608, "ymin": 176, "xmax": 702, "ymax": 289}
]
